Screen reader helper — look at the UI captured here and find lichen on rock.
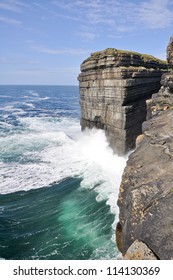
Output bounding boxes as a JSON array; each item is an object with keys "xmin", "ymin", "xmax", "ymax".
[{"xmin": 123, "ymin": 240, "xmax": 158, "ymax": 260}]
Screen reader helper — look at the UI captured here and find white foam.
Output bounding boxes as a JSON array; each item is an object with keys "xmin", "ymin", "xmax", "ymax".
[
  {"xmin": 0, "ymin": 95, "xmax": 12, "ymax": 98},
  {"xmin": 30, "ymin": 96, "xmax": 50, "ymax": 101},
  {"xmin": 72, "ymin": 129, "xmax": 127, "ymax": 214},
  {"xmin": 0, "ymin": 121, "xmax": 13, "ymax": 128},
  {"xmin": 23, "ymin": 102, "xmax": 35, "ymax": 109},
  {"xmin": 12, "ymin": 109, "xmax": 26, "ymax": 116},
  {"xmin": 0, "ymin": 117, "xmax": 127, "ymax": 219},
  {"xmin": 25, "ymin": 90, "xmax": 50, "ymax": 101},
  {"xmin": 0, "ymin": 118, "xmax": 126, "ymax": 203},
  {"xmin": 1, "ymin": 105, "xmax": 14, "ymax": 111},
  {"xmin": 19, "ymin": 116, "xmax": 80, "ymax": 139},
  {"xmin": 0, "ymin": 105, "xmax": 26, "ymax": 115},
  {"xmin": 28, "ymin": 91, "xmax": 39, "ymax": 97},
  {"xmin": 0, "ymin": 117, "xmax": 128, "ymax": 261}
]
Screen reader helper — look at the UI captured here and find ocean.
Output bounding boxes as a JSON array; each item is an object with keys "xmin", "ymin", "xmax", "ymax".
[{"xmin": 0, "ymin": 85, "xmax": 127, "ymax": 260}]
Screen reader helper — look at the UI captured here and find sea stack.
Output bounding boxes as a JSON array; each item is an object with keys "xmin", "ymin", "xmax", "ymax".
[{"xmin": 78, "ymin": 49, "xmax": 167, "ymax": 155}]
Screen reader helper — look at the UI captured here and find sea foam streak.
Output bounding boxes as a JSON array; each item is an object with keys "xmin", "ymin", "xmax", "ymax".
[
  {"xmin": 0, "ymin": 116, "xmax": 127, "ymax": 260},
  {"xmin": 0, "ymin": 117, "xmax": 126, "ymax": 199},
  {"xmin": 0, "ymin": 86, "xmax": 127, "ymax": 260}
]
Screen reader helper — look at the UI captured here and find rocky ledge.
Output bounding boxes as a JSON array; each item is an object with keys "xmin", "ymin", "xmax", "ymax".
[
  {"xmin": 78, "ymin": 49, "xmax": 167, "ymax": 155},
  {"xmin": 116, "ymin": 36, "xmax": 173, "ymax": 259}
]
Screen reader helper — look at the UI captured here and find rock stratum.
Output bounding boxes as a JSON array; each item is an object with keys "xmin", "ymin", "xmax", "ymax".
[
  {"xmin": 78, "ymin": 49, "xmax": 167, "ymax": 154},
  {"xmin": 116, "ymin": 36, "xmax": 173, "ymax": 259}
]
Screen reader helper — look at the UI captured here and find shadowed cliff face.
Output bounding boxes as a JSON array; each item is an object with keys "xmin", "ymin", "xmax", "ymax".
[
  {"xmin": 117, "ymin": 37, "xmax": 173, "ymax": 260},
  {"xmin": 78, "ymin": 49, "xmax": 167, "ymax": 155}
]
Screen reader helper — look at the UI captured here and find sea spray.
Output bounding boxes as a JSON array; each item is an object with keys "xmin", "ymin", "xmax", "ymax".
[
  {"xmin": 0, "ymin": 85, "xmax": 127, "ymax": 259},
  {"xmin": 0, "ymin": 121, "xmax": 127, "ymax": 200}
]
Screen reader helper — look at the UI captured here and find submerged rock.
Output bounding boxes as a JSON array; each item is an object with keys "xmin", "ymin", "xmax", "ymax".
[{"xmin": 78, "ymin": 48, "xmax": 167, "ymax": 155}]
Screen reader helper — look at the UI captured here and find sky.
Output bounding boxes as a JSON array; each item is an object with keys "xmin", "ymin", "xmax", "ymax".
[{"xmin": 0, "ymin": 0, "xmax": 173, "ymax": 85}]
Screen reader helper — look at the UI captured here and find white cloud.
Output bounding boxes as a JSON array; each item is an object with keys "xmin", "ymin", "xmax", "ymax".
[
  {"xmin": 0, "ymin": 56, "xmax": 40, "ymax": 65},
  {"xmin": 116, "ymin": 26, "xmax": 135, "ymax": 33},
  {"xmin": 51, "ymin": 0, "xmax": 173, "ymax": 39},
  {"xmin": 77, "ymin": 24, "xmax": 99, "ymax": 41},
  {"xmin": 0, "ymin": 16, "xmax": 21, "ymax": 25},
  {"xmin": 0, "ymin": 0, "xmax": 30, "ymax": 13},
  {"xmin": 0, "ymin": 57, "xmax": 8, "ymax": 64},
  {"xmin": 77, "ymin": 31, "xmax": 99, "ymax": 41},
  {"xmin": 34, "ymin": 1, "xmax": 79, "ymax": 21},
  {"xmin": 28, "ymin": 43, "xmax": 90, "ymax": 56},
  {"xmin": 137, "ymin": 0, "xmax": 173, "ymax": 29}
]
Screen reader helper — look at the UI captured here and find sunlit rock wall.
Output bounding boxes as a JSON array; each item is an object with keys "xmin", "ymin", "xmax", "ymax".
[{"xmin": 78, "ymin": 49, "xmax": 167, "ymax": 155}]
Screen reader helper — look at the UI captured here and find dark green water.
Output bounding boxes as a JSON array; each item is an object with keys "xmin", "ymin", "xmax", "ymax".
[
  {"xmin": 0, "ymin": 177, "xmax": 116, "ymax": 260},
  {"xmin": 0, "ymin": 86, "xmax": 126, "ymax": 260}
]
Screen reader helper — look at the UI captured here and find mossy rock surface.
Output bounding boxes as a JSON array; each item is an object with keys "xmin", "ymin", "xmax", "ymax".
[{"xmin": 82, "ymin": 48, "xmax": 168, "ymax": 69}]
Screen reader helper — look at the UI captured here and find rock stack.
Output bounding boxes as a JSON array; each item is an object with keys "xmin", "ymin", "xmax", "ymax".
[
  {"xmin": 78, "ymin": 49, "xmax": 167, "ymax": 155},
  {"xmin": 116, "ymin": 36, "xmax": 173, "ymax": 259}
]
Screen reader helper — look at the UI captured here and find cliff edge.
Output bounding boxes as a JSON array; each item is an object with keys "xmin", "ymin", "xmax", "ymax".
[
  {"xmin": 116, "ymin": 36, "xmax": 173, "ymax": 260},
  {"xmin": 78, "ymin": 49, "xmax": 167, "ymax": 155}
]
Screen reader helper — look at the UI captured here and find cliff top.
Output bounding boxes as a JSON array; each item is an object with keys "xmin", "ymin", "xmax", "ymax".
[
  {"xmin": 91, "ymin": 48, "xmax": 166, "ymax": 64},
  {"xmin": 81, "ymin": 48, "xmax": 168, "ymax": 70}
]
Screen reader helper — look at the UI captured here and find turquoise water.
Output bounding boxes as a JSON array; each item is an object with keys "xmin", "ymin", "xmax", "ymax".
[{"xmin": 0, "ymin": 86, "xmax": 126, "ymax": 259}]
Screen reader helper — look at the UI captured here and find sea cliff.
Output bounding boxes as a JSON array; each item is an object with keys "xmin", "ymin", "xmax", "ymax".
[
  {"xmin": 116, "ymin": 36, "xmax": 173, "ymax": 259},
  {"xmin": 78, "ymin": 49, "xmax": 167, "ymax": 155},
  {"xmin": 78, "ymin": 37, "xmax": 173, "ymax": 259}
]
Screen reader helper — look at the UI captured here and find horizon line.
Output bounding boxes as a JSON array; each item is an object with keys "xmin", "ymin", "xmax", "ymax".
[{"xmin": 0, "ymin": 84, "xmax": 79, "ymax": 86}]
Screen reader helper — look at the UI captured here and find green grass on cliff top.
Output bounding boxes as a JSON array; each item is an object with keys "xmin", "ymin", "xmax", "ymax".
[{"xmin": 83, "ymin": 48, "xmax": 167, "ymax": 65}]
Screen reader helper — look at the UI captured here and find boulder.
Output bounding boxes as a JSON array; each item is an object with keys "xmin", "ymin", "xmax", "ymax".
[{"xmin": 123, "ymin": 240, "xmax": 158, "ymax": 260}]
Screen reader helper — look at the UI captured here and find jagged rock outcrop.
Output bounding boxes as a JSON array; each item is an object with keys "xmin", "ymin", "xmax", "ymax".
[
  {"xmin": 78, "ymin": 49, "xmax": 167, "ymax": 155},
  {"xmin": 116, "ymin": 37, "xmax": 173, "ymax": 259},
  {"xmin": 123, "ymin": 240, "xmax": 158, "ymax": 260},
  {"xmin": 167, "ymin": 35, "xmax": 173, "ymax": 65}
]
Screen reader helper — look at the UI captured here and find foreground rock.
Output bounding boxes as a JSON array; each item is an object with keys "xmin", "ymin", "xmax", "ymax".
[
  {"xmin": 78, "ymin": 48, "xmax": 167, "ymax": 155},
  {"xmin": 117, "ymin": 44, "xmax": 173, "ymax": 259},
  {"xmin": 123, "ymin": 240, "xmax": 158, "ymax": 260}
]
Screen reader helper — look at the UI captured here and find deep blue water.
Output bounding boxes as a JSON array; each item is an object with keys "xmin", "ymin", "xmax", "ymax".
[{"xmin": 0, "ymin": 85, "xmax": 126, "ymax": 260}]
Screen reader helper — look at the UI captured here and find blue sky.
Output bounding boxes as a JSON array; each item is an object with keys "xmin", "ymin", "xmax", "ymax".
[{"xmin": 0, "ymin": 0, "xmax": 173, "ymax": 85}]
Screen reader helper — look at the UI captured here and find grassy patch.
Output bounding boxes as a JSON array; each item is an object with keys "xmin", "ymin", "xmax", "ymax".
[{"xmin": 84, "ymin": 48, "xmax": 167, "ymax": 66}]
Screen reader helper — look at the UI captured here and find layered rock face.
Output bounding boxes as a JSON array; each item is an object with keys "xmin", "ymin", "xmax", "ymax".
[
  {"xmin": 78, "ymin": 49, "xmax": 167, "ymax": 154},
  {"xmin": 116, "ymin": 37, "xmax": 173, "ymax": 259}
]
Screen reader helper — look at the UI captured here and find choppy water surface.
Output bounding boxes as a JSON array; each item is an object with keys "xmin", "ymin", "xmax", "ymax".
[{"xmin": 0, "ymin": 85, "xmax": 126, "ymax": 259}]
